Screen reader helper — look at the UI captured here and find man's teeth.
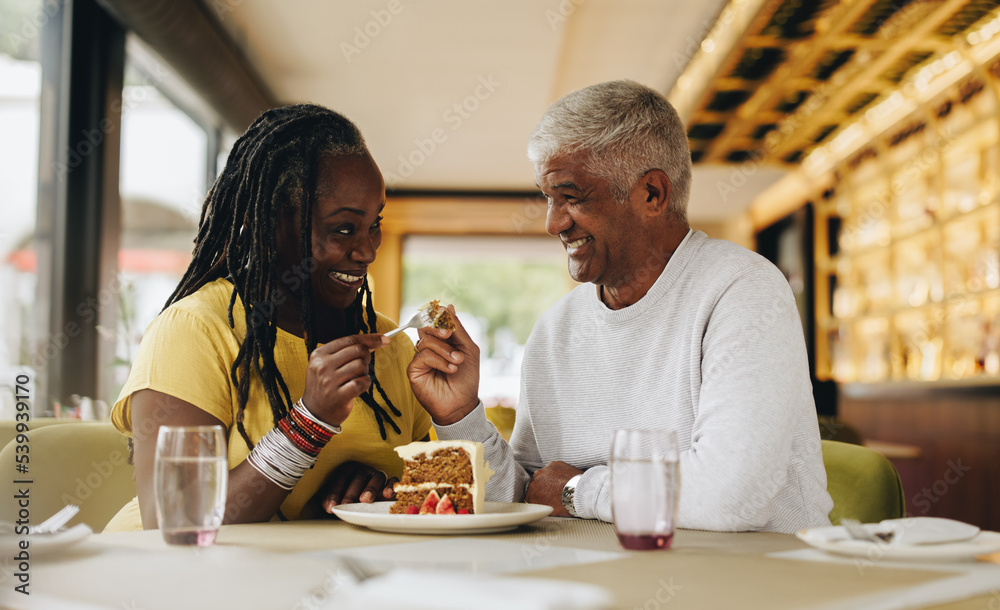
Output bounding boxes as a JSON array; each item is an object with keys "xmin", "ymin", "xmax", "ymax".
[
  {"xmin": 331, "ymin": 272, "xmax": 362, "ymax": 283},
  {"xmin": 567, "ymin": 238, "xmax": 589, "ymax": 248}
]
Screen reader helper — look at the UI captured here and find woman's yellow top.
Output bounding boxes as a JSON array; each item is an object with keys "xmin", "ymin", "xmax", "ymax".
[{"xmin": 105, "ymin": 278, "xmax": 430, "ymax": 531}]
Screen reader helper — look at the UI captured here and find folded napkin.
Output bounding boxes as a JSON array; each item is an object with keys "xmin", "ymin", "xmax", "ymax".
[
  {"xmin": 336, "ymin": 568, "xmax": 614, "ymax": 610},
  {"xmin": 801, "ymin": 517, "xmax": 980, "ymax": 546}
]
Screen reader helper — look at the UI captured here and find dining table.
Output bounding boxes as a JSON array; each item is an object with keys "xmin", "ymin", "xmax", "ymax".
[{"xmin": 6, "ymin": 514, "xmax": 1000, "ymax": 609}]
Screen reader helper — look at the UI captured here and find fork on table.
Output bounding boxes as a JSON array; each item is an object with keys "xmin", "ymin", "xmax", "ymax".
[
  {"xmin": 841, "ymin": 517, "xmax": 895, "ymax": 544},
  {"xmin": 30, "ymin": 505, "xmax": 80, "ymax": 534}
]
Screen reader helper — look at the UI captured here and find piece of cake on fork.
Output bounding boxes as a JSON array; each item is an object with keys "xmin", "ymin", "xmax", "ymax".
[
  {"xmin": 390, "ymin": 440, "xmax": 493, "ymax": 515},
  {"xmin": 420, "ymin": 299, "xmax": 456, "ymax": 331}
]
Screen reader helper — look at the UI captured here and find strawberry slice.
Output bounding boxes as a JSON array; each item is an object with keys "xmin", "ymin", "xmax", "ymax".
[
  {"xmin": 406, "ymin": 506, "xmax": 419, "ymax": 515},
  {"xmin": 457, "ymin": 508, "xmax": 470, "ymax": 514},
  {"xmin": 436, "ymin": 494, "xmax": 456, "ymax": 515},
  {"xmin": 418, "ymin": 490, "xmax": 440, "ymax": 514}
]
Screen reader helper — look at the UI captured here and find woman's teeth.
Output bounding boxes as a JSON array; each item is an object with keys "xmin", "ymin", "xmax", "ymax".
[{"xmin": 331, "ymin": 272, "xmax": 362, "ymax": 283}]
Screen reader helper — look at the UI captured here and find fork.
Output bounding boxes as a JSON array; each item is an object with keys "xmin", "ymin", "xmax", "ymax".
[
  {"xmin": 30, "ymin": 505, "xmax": 80, "ymax": 534},
  {"xmin": 384, "ymin": 308, "xmax": 433, "ymax": 338},
  {"xmin": 841, "ymin": 517, "xmax": 895, "ymax": 544}
]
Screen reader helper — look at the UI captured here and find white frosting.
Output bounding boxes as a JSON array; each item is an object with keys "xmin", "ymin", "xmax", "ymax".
[
  {"xmin": 393, "ymin": 482, "xmax": 470, "ymax": 492},
  {"xmin": 394, "ymin": 440, "xmax": 494, "ymax": 514}
]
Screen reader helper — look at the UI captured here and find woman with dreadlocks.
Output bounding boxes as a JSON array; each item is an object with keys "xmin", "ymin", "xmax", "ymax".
[{"xmin": 105, "ymin": 104, "xmax": 469, "ymax": 531}]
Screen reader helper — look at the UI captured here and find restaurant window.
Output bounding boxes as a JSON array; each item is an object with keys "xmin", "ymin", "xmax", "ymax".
[
  {"xmin": 107, "ymin": 37, "xmax": 228, "ymax": 405},
  {"xmin": 401, "ymin": 235, "xmax": 575, "ymax": 414},
  {"xmin": 0, "ymin": 0, "xmax": 44, "ymax": 419}
]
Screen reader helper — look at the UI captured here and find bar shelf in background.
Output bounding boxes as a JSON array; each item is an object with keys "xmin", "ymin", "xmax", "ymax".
[{"xmin": 814, "ymin": 58, "xmax": 1000, "ymax": 387}]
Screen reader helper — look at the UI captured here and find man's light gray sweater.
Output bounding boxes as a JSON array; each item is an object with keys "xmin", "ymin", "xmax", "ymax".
[{"xmin": 436, "ymin": 230, "xmax": 833, "ymax": 532}]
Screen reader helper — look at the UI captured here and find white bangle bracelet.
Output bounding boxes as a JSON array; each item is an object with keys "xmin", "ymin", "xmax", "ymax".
[
  {"xmin": 295, "ymin": 398, "xmax": 343, "ymax": 435},
  {"xmin": 246, "ymin": 427, "xmax": 318, "ymax": 490}
]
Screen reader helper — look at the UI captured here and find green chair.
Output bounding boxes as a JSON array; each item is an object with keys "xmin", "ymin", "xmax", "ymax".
[
  {"xmin": 822, "ymin": 439, "xmax": 906, "ymax": 525},
  {"xmin": 817, "ymin": 415, "xmax": 864, "ymax": 446},
  {"xmin": 0, "ymin": 422, "xmax": 135, "ymax": 532}
]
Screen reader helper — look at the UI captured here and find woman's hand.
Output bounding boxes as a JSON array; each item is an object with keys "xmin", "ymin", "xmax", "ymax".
[
  {"xmin": 302, "ymin": 333, "xmax": 389, "ymax": 427},
  {"xmin": 407, "ymin": 305, "xmax": 480, "ymax": 426},
  {"xmin": 314, "ymin": 461, "xmax": 398, "ymax": 514}
]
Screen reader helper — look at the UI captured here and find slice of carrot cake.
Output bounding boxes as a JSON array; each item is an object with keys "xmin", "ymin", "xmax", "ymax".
[{"xmin": 390, "ymin": 440, "xmax": 493, "ymax": 515}]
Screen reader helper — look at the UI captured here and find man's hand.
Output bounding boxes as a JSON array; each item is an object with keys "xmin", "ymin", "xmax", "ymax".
[
  {"xmin": 313, "ymin": 461, "xmax": 398, "ymax": 515},
  {"xmin": 407, "ymin": 305, "xmax": 480, "ymax": 425},
  {"xmin": 526, "ymin": 461, "xmax": 584, "ymax": 517}
]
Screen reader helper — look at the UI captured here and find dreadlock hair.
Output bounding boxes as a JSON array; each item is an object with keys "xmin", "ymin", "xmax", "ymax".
[{"xmin": 165, "ymin": 104, "xmax": 402, "ymax": 450}]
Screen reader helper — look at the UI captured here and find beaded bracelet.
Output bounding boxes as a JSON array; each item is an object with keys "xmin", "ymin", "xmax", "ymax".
[
  {"xmin": 247, "ymin": 399, "xmax": 343, "ymax": 490},
  {"xmin": 293, "ymin": 399, "xmax": 342, "ymax": 435}
]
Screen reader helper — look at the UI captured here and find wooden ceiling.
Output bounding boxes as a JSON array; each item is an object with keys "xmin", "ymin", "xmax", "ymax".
[{"xmin": 681, "ymin": 0, "xmax": 1000, "ymax": 166}]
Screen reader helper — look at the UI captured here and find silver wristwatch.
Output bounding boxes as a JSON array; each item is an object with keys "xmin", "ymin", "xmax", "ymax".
[{"xmin": 561, "ymin": 474, "xmax": 582, "ymax": 517}]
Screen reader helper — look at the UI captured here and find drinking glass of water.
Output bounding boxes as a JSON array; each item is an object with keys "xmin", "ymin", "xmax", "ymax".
[
  {"xmin": 154, "ymin": 425, "xmax": 227, "ymax": 546},
  {"xmin": 610, "ymin": 429, "xmax": 679, "ymax": 550}
]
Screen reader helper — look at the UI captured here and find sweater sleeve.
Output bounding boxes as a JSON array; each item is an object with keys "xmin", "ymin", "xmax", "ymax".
[
  {"xmin": 432, "ymin": 401, "xmax": 532, "ymax": 502},
  {"xmin": 677, "ymin": 262, "xmax": 814, "ymax": 531},
  {"xmin": 573, "ymin": 466, "xmax": 612, "ymax": 521}
]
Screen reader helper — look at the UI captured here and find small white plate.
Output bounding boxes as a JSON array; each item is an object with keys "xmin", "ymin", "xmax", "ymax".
[
  {"xmin": 796, "ymin": 529, "xmax": 1000, "ymax": 562},
  {"xmin": 0, "ymin": 523, "xmax": 93, "ymax": 557},
  {"xmin": 331, "ymin": 502, "xmax": 552, "ymax": 535}
]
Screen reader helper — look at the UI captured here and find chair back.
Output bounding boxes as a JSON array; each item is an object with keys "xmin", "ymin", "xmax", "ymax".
[
  {"xmin": 484, "ymin": 406, "xmax": 516, "ymax": 442},
  {"xmin": 0, "ymin": 417, "xmax": 80, "ymax": 453},
  {"xmin": 822, "ymin": 439, "xmax": 905, "ymax": 524},
  {"xmin": 0, "ymin": 422, "xmax": 135, "ymax": 531}
]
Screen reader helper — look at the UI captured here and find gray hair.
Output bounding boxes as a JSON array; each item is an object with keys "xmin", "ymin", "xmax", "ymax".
[{"xmin": 527, "ymin": 80, "xmax": 691, "ymax": 223}]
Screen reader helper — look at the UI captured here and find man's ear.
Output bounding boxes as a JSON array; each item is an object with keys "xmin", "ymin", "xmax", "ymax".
[{"xmin": 638, "ymin": 169, "xmax": 671, "ymax": 216}]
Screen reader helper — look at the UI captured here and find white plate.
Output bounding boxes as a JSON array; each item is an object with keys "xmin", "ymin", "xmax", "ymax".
[
  {"xmin": 795, "ymin": 529, "xmax": 1000, "ymax": 562},
  {"xmin": 0, "ymin": 523, "xmax": 93, "ymax": 557},
  {"xmin": 331, "ymin": 502, "xmax": 553, "ymax": 535}
]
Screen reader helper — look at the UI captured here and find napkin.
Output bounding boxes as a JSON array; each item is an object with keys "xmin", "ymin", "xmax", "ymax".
[
  {"xmin": 336, "ymin": 568, "xmax": 615, "ymax": 610},
  {"xmin": 800, "ymin": 517, "xmax": 980, "ymax": 546}
]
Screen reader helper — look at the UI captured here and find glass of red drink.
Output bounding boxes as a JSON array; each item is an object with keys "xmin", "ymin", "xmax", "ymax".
[{"xmin": 610, "ymin": 429, "xmax": 679, "ymax": 550}]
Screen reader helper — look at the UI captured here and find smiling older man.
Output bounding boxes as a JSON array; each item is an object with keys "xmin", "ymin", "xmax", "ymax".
[{"xmin": 409, "ymin": 80, "xmax": 833, "ymax": 533}]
